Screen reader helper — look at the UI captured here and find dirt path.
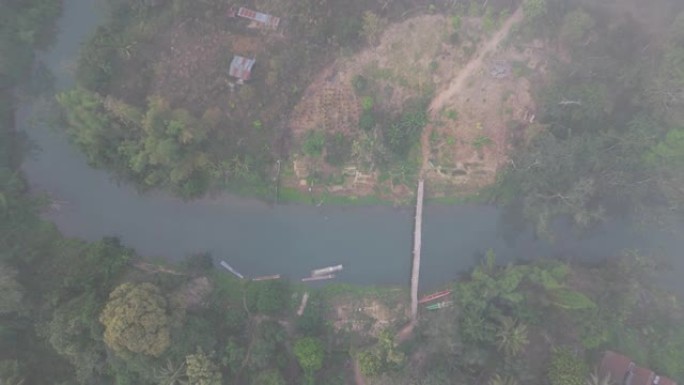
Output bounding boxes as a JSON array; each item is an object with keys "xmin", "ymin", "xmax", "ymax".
[
  {"xmin": 396, "ymin": 322, "xmax": 415, "ymax": 343},
  {"xmin": 421, "ymin": 6, "xmax": 524, "ymax": 175},
  {"xmin": 353, "ymin": 358, "xmax": 367, "ymax": 385}
]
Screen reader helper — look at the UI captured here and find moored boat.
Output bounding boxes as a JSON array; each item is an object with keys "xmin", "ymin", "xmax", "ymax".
[
  {"xmin": 220, "ymin": 260, "xmax": 244, "ymax": 279},
  {"xmin": 302, "ymin": 274, "xmax": 335, "ymax": 282},
  {"xmin": 418, "ymin": 289, "xmax": 452, "ymax": 304},
  {"xmin": 426, "ymin": 301, "xmax": 452, "ymax": 310},
  {"xmin": 252, "ymin": 274, "xmax": 281, "ymax": 281},
  {"xmin": 311, "ymin": 264, "xmax": 343, "ymax": 277}
]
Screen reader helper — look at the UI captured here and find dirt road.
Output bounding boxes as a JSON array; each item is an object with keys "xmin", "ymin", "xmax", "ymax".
[{"xmin": 421, "ymin": 6, "xmax": 524, "ymax": 175}]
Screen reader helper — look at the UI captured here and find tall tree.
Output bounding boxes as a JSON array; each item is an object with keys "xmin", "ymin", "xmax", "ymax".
[
  {"xmin": 99, "ymin": 282, "xmax": 171, "ymax": 357},
  {"xmin": 495, "ymin": 317, "xmax": 529, "ymax": 357},
  {"xmin": 185, "ymin": 349, "xmax": 222, "ymax": 385},
  {"xmin": 0, "ymin": 264, "xmax": 23, "ymax": 315},
  {"xmin": 293, "ymin": 337, "xmax": 324, "ymax": 384}
]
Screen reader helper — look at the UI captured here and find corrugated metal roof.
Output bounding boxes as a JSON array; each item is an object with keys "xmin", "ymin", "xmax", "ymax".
[
  {"xmin": 229, "ymin": 56, "xmax": 255, "ymax": 81},
  {"xmin": 237, "ymin": 7, "xmax": 280, "ymax": 29},
  {"xmin": 600, "ymin": 351, "xmax": 678, "ymax": 385}
]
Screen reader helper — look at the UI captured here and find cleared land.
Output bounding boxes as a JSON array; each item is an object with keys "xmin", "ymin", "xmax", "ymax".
[{"xmin": 285, "ymin": 4, "xmax": 547, "ymax": 201}]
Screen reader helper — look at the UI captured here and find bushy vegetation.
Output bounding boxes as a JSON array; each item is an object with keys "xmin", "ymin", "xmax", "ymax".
[
  {"xmin": 59, "ymin": 0, "xmax": 425, "ymax": 198},
  {"xmin": 496, "ymin": 0, "xmax": 684, "ymax": 238},
  {"xmin": 548, "ymin": 348, "xmax": 589, "ymax": 385}
]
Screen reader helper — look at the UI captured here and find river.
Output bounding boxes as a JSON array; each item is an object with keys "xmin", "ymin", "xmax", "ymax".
[{"xmin": 18, "ymin": 0, "xmax": 684, "ymax": 292}]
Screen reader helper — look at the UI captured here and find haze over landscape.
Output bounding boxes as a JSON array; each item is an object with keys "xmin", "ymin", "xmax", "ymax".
[{"xmin": 2, "ymin": 0, "xmax": 684, "ymax": 384}]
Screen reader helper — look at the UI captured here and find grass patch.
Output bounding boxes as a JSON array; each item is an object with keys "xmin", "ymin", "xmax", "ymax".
[
  {"xmin": 321, "ymin": 284, "xmax": 408, "ymax": 305},
  {"xmin": 303, "ymin": 130, "xmax": 326, "ymax": 157},
  {"xmin": 472, "ymin": 135, "xmax": 493, "ymax": 149},
  {"xmin": 277, "ymin": 187, "xmax": 395, "ymax": 206},
  {"xmin": 512, "ymin": 60, "xmax": 533, "ymax": 78},
  {"xmin": 443, "ymin": 108, "xmax": 459, "ymax": 121},
  {"xmin": 425, "ymin": 192, "xmax": 484, "ymax": 205}
]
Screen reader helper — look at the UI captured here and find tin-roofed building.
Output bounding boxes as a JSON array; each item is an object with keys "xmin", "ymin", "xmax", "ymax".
[
  {"xmin": 237, "ymin": 7, "xmax": 280, "ymax": 29},
  {"xmin": 229, "ymin": 56, "xmax": 255, "ymax": 82},
  {"xmin": 599, "ymin": 351, "xmax": 677, "ymax": 385}
]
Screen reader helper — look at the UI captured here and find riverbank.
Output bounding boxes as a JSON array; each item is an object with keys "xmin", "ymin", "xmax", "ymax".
[
  {"xmin": 128, "ymin": 251, "xmax": 684, "ymax": 385},
  {"xmin": 55, "ymin": 0, "xmax": 546, "ymax": 203}
]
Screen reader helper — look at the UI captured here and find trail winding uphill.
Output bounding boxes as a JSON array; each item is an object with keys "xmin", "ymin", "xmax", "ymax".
[{"xmin": 421, "ymin": 6, "xmax": 525, "ymax": 175}]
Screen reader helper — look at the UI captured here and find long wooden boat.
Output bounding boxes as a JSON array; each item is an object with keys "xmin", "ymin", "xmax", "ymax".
[
  {"xmin": 311, "ymin": 264, "xmax": 343, "ymax": 277},
  {"xmin": 302, "ymin": 274, "xmax": 335, "ymax": 282},
  {"xmin": 220, "ymin": 260, "xmax": 244, "ymax": 279},
  {"xmin": 418, "ymin": 289, "xmax": 452, "ymax": 304},
  {"xmin": 252, "ymin": 274, "xmax": 281, "ymax": 281},
  {"xmin": 426, "ymin": 301, "xmax": 452, "ymax": 310}
]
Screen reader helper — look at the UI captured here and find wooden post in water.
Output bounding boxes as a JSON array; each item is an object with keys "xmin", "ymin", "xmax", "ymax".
[
  {"xmin": 410, "ymin": 180, "xmax": 425, "ymax": 322},
  {"xmin": 274, "ymin": 159, "xmax": 281, "ymax": 204}
]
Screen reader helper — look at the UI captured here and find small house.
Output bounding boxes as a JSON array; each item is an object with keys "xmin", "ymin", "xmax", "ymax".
[
  {"xmin": 599, "ymin": 351, "xmax": 677, "ymax": 385},
  {"xmin": 236, "ymin": 7, "xmax": 280, "ymax": 30},
  {"xmin": 229, "ymin": 56, "xmax": 255, "ymax": 82}
]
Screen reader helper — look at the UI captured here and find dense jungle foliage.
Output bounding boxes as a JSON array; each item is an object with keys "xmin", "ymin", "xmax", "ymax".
[{"xmin": 496, "ymin": 0, "xmax": 684, "ymax": 238}]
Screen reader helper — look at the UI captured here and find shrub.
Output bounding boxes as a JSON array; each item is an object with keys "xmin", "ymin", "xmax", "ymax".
[
  {"xmin": 361, "ymin": 96, "xmax": 374, "ymax": 111},
  {"xmin": 246, "ymin": 280, "xmax": 291, "ymax": 315},
  {"xmin": 302, "ymin": 130, "xmax": 326, "ymax": 157},
  {"xmin": 451, "ymin": 14, "xmax": 462, "ymax": 30},
  {"xmin": 325, "ymin": 132, "xmax": 352, "ymax": 167},
  {"xmin": 523, "ymin": 0, "xmax": 547, "ymax": 21},
  {"xmin": 449, "ymin": 31, "xmax": 461, "ymax": 45},
  {"xmin": 382, "ymin": 101, "xmax": 428, "ymax": 159},
  {"xmin": 357, "ymin": 350, "xmax": 383, "ymax": 376},
  {"xmin": 445, "ymin": 109, "xmax": 459, "ymax": 120},
  {"xmin": 472, "ymin": 135, "xmax": 493, "ymax": 149},
  {"xmin": 359, "ymin": 110, "xmax": 376, "ymax": 132},
  {"xmin": 548, "ymin": 347, "xmax": 588, "ymax": 385},
  {"xmin": 352, "ymin": 75, "xmax": 368, "ymax": 94}
]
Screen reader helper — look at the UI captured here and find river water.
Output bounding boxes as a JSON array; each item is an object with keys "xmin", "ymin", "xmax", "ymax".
[{"xmin": 18, "ymin": 0, "xmax": 684, "ymax": 292}]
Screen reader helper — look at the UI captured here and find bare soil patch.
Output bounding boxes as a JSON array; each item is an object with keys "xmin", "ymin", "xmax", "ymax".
[
  {"xmin": 285, "ymin": 15, "xmax": 459, "ymax": 201},
  {"xmin": 152, "ymin": 25, "xmax": 262, "ymax": 112},
  {"xmin": 329, "ymin": 296, "xmax": 408, "ymax": 337},
  {"xmin": 421, "ymin": 6, "xmax": 549, "ymax": 197},
  {"xmin": 284, "ymin": 6, "xmax": 549, "ymax": 200}
]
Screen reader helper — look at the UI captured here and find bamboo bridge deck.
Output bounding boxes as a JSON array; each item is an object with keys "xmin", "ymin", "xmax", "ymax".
[{"xmin": 410, "ymin": 180, "xmax": 424, "ymax": 322}]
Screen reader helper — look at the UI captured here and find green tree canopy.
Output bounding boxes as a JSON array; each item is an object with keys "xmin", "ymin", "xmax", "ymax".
[
  {"xmin": 253, "ymin": 369, "xmax": 286, "ymax": 385},
  {"xmin": 523, "ymin": 0, "xmax": 547, "ymax": 21},
  {"xmin": 357, "ymin": 349, "xmax": 383, "ymax": 377},
  {"xmin": 293, "ymin": 337, "xmax": 324, "ymax": 377},
  {"xmin": 57, "ymin": 90, "xmax": 215, "ymax": 198},
  {"xmin": 646, "ymin": 127, "xmax": 684, "ymax": 207},
  {"xmin": 99, "ymin": 282, "xmax": 171, "ymax": 357},
  {"xmin": 0, "ymin": 264, "xmax": 23, "ymax": 315},
  {"xmin": 185, "ymin": 349, "xmax": 222, "ymax": 385},
  {"xmin": 548, "ymin": 348, "xmax": 588, "ymax": 385}
]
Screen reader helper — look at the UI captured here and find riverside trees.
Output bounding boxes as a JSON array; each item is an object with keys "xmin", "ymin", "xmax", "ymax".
[
  {"xmin": 57, "ymin": 89, "xmax": 215, "ymax": 197},
  {"xmin": 497, "ymin": 3, "xmax": 684, "ymax": 238},
  {"xmin": 100, "ymin": 282, "xmax": 172, "ymax": 357}
]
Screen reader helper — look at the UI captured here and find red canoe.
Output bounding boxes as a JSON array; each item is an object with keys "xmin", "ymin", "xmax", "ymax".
[{"xmin": 418, "ymin": 290, "xmax": 452, "ymax": 304}]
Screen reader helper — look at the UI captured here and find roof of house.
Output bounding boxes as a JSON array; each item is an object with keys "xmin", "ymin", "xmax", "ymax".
[
  {"xmin": 229, "ymin": 56, "xmax": 255, "ymax": 81},
  {"xmin": 599, "ymin": 351, "xmax": 678, "ymax": 385},
  {"xmin": 237, "ymin": 7, "xmax": 280, "ymax": 29}
]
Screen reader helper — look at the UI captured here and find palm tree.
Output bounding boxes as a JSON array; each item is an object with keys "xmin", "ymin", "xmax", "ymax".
[
  {"xmin": 495, "ymin": 317, "xmax": 529, "ymax": 357},
  {"xmin": 586, "ymin": 370, "xmax": 612, "ymax": 385},
  {"xmin": 489, "ymin": 373, "xmax": 520, "ymax": 385},
  {"xmin": 153, "ymin": 359, "xmax": 187, "ymax": 385}
]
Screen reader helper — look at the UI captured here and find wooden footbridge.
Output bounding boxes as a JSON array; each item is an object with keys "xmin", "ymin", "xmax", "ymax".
[{"xmin": 410, "ymin": 180, "xmax": 425, "ymax": 322}]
